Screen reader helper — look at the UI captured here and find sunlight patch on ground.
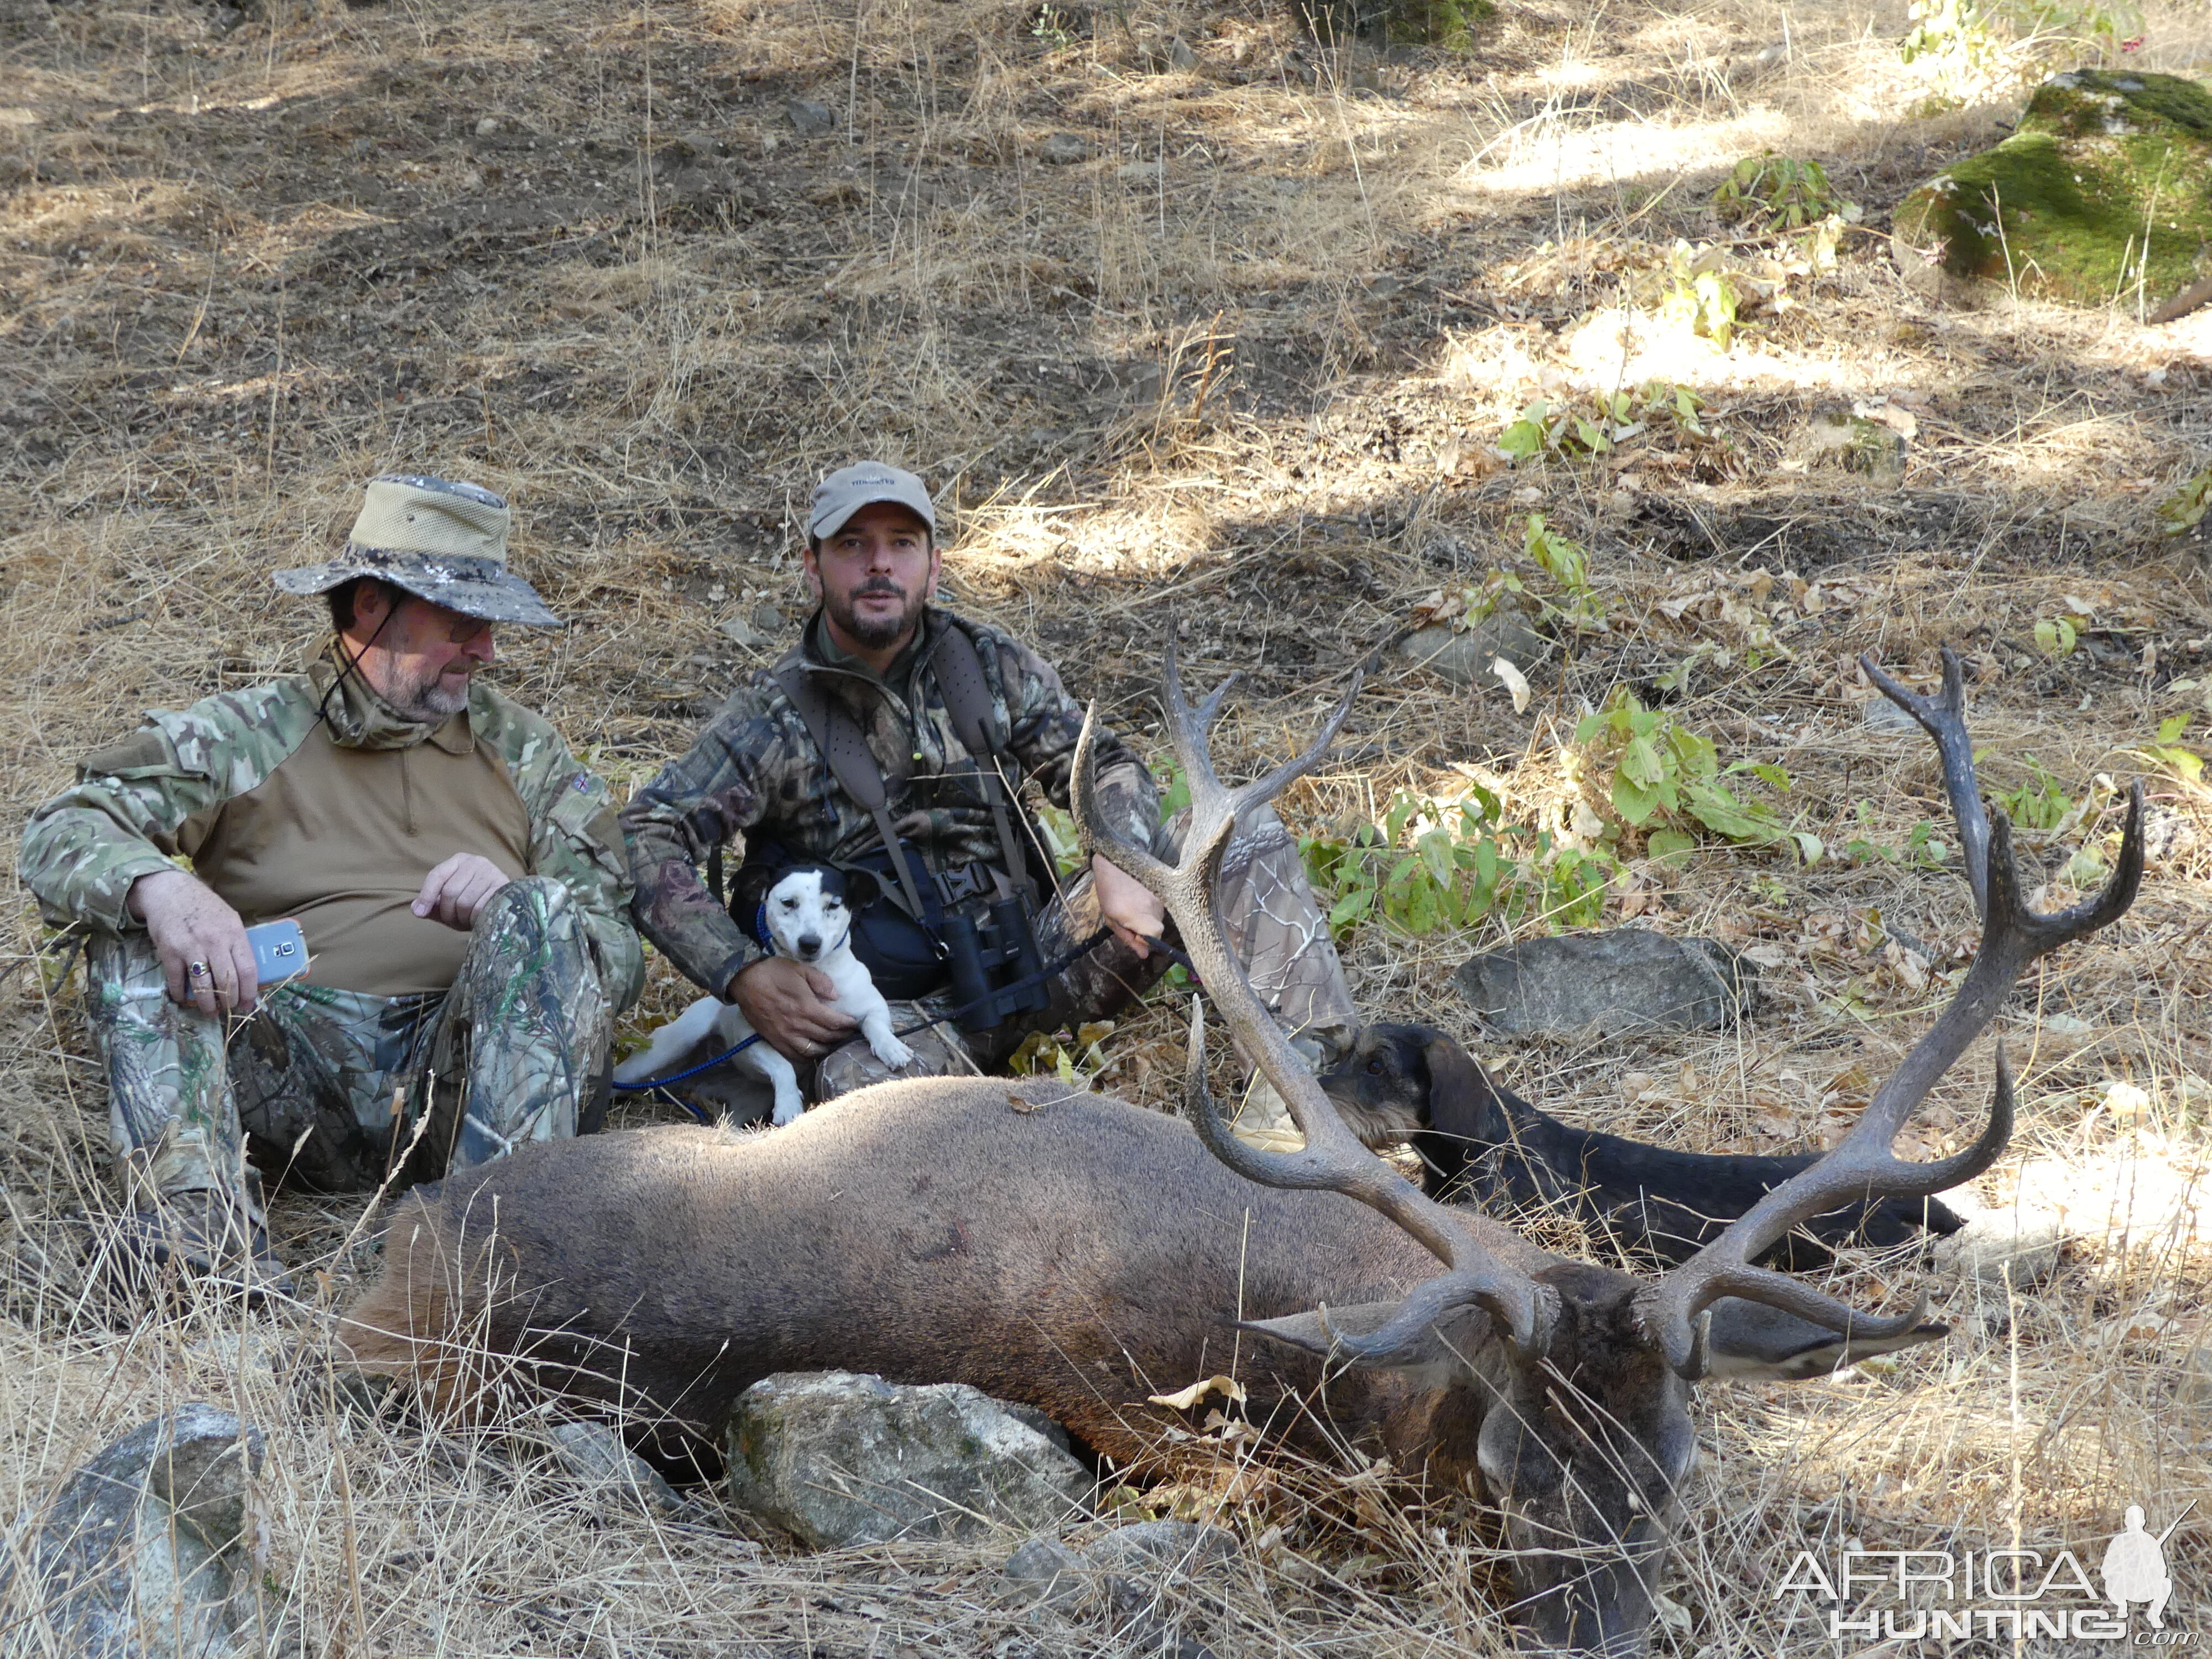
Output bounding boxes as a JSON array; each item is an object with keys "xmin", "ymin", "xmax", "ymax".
[{"xmin": 1455, "ymin": 111, "xmax": 1793, "ymax": 197}]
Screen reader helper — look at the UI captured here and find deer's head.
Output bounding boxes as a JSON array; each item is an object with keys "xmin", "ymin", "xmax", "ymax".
[{"xmin": 1074, "ymin": 643, "xmax": 2141, "ymax": 1657}]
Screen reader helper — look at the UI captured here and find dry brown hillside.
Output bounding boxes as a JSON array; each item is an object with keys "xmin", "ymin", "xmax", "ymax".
[{"xmin": 3, "ymin": 0, "xmax": 2210, "ymax": 1653}]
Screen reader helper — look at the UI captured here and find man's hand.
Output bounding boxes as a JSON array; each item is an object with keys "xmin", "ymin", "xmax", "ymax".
[
  {"xmin": 728, "ymin": 956, "xmax": 859, "ymax": 1060},
  {"xmin": 411, "ymin": 853, "xmax": 511, "ymax": 931},
  {"xmin": 128, "ymin": 868, "xmax": 259, "ymax": 1016},
  {"xmin": 1092, "ymin": 852, "xmax": 1166, "ymax": 958}
]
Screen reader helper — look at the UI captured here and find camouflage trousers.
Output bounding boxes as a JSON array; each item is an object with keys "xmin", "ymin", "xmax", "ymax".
[
  {"xmin": 817, "ymin": 802, "xmax": 1357, "ymax": 1098},
  {"xmin": 85, "ymin": 877, "xmax": 611, "ymax": 1227}
]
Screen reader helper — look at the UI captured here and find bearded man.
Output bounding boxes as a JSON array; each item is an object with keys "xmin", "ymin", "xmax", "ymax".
[
  {"xmin": 622, "ymin": 461, "xmax": 1355, "ymax": 1111},
  {"xmin": 21, "ymin": 475, "xmax": 641, "ymax": 1295}
]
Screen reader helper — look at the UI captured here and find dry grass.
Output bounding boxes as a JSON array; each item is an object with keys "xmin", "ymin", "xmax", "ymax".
[{"xmin": 4, "ymin": 0, "xmax": 2212, "ymax": 1651}]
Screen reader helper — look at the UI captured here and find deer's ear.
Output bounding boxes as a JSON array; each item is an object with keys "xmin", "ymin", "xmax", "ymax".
[
  {"xmin": 1422, "ymin": 1035, "xmax": 1503, "ymax": 1140},
  {"xmin": 1241, "ymin": 1301, "xmax": 1472, "ymax": 1376},
  {"xmin": 1703, "ymin": 1296, "xmax": 1950, "ymax": 1381}
]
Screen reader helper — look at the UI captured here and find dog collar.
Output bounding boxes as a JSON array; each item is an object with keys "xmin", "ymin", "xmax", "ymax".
[{"xmin": 750, "ymin": 901, "xmax": 774, "ymax": 952}]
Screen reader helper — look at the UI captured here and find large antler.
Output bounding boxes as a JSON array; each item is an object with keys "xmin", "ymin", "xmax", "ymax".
[
  {"xmin": 1072, "ymin": 646, "xmax": 1557, "ymax": 1359},
  {"xmin": 1637, "ymin": 646, "xmax": 2145, "ymax": 1378}
]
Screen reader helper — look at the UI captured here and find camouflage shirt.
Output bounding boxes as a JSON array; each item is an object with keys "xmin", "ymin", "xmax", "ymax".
[
  {"xmin": 20, "ymin": 647, "xmax": 643, "ymax": 1009},
  {"xmin": 622, "ymin": 607, "xmax": 1159, "ymax": 997}
]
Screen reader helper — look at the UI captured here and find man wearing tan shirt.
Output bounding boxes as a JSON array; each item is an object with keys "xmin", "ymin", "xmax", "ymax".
[{"xmin": 21, "ymin": 476, "xmax": 640, "ymax": 1297}]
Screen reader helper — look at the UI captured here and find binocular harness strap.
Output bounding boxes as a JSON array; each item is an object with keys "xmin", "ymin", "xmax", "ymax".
[{"xmin": 772, "ymin": 620, "xmax": 1035, "ymax": 920}]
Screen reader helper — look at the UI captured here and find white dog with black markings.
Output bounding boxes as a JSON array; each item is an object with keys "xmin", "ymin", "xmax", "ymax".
[{"xmin": 614, "ymin": 864, "xmax": 914, "ymax": 1126}]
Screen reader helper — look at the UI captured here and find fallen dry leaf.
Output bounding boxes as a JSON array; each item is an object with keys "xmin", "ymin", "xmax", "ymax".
[{"xmin": 1149, "ymin": 1374, "xmax": 1248, "ymax": 1411}]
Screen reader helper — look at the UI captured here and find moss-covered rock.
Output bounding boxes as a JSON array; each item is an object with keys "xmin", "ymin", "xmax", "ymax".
[{"xmin": 1892, "ymin": 70, "xmax": 2212, "ymax": 313}]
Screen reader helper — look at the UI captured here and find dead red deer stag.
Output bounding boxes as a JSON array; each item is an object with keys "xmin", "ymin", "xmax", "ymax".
[{"xmin": 333, "ymin": 644, "xmax": 2140, "ymax": 1657}]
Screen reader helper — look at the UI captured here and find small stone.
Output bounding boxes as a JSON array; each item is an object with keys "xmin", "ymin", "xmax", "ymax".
[
  {"xmin": 999, "ymin": 1535, "xmax": 1088, "ymax": 1609},
  {"xmin": 1396, "ymin": 615, "xmax": 1551, "ymax": 686},
  {"xmin": 1938, "ymin": 1211, "xmax": 2067, "ymax": 1289},
  {"xmin": 1087, "ymin": 1519, "xmax": 1240, "ymax": 1574},
  {"xmin": 20, "ymin": 1406, "xmax": 264, "ymax": 1659},
  {"xmin": 1165, "ymin": 35, "xmax": 1198, "ymax": 70},
  {"xmin": 723, "ymin": 1371, "xmax": 1093, "ymax": 1548},
  {"xmin": 551, "ymin": 1421, "xmax": 682, "ymax": 1515},
  {"xmin": 749, "ymin": 602, "xmax": 785, "ymax": 635},
  {"xmin": 1453, "ymin": 929, "xmax": 1758, "ymax": 1036},
  {"xmin": 1039, "ymin": 132, "xmax": 1090, "ymax": 165},
  {"xmin": 475, "ymin": 116, "xmax": 500, "ymax": 136},
  {"xmin": 2101, "ymin": 1081, "xmax": 2154, "ymax": 1123},
  {"xmin": 719, "ymin": 616, "xmax": 765, "ymax": 650},
  {"xmin": 1860, "ymin": 696, "xmax": 1918, "ymax": 733},
  {"xmin": 785, "ymin": 99, "xmax": 836, "ymax": 137}
]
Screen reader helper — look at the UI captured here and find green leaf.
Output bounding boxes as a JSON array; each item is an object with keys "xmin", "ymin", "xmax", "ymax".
[
  {"xmin": 1748, "ymin": 761, "xmax": 1792, "ymax": 790},
  {"xmin": 1329, "ymin": 887, "xmax": 1375, "ymax": 927},
  {"xmin": 1647, "ymin": 827, "xmax": 1698, "ymax": 862},
  {"xmin": 2158, "ymin": 713, "xmax": 2193, "ymax": 744},
  {"xmin": 1790, "ymin": 830, "xmax": 1825, "ymax": 865},
  {"xmin": 1612, "ymin": 773, "xmax": 1662, "ymax": 826},
  {"xmin": 1620, "ymin": 734, "xmax": 1667, "ymax": 789}
]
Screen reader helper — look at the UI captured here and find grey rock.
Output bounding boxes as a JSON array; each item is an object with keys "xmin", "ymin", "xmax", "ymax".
[
  {"xmin": 750, "ymin": 602, "xmax": 786, "ymax": 635},
  {"xmin": 1089, "ymin": 1520, "xmax": 1240, "ymax": 1580},
  {"xmin": 1938, "ymin": 1212, "xmax": 2067, "ymax": 1290},
  {"xmin": 999, "ymin": 1401, "xmax": 1072, "ymax": 1453},
  {"xmin": 718, "ymin": 615, "xmax": 766, "ymax": 650},
  {"xmin": 1453, "ymin": 928, "xmax": 1758, "ymax": 1036},
  {"xmin": 724, "ymin": 1370, "xmax": 1092, "ymax": 1547},
  {"xmin": 1165, "ymin": 35, "xmax": 1199, "ymax": 71},
  {"xmin": 9, "ymin": 1405, "xmax": 263, "ymax": 1659},
  {"xmin": 1000, "ymin": 1533, "xmax": 1089, "ymax": 1609},
  {"xmin": 551, "ymin": 1421, "xmax": 682, "ymax": 1515},
  {"xmin": 1039, "ymin": 132, "xmax": 1090, "ymax": 165},
  {"xmin": 1860, "ymin": 696, "xmax": 1918, "ymax": 733},
  {"xmin": 785, "ymin": 99, "xmax": 837, "ymax": 137},
  {"xmin": 1396, "ymin": 614, "xmax": 1550, "ymax": 686}
]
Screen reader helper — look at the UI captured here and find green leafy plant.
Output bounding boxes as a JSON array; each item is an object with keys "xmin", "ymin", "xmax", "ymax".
[
  {"xmin": 2033, "ymin": 614, "xmax": 2083, "ymax": 658},
  {"xmin": 1454, "ymin": 514, "xmax": 1606, "ymax": 635},
  {"xmin": 1300, "ymin": 786, "xmax": 1614, "ymax": 938},
  {"xmin": 1713, "ymin": 152, "xmax": 1861, "ymax": 232},
  {"xmin": 2158, "ymin": 468, "xmax": 2211, "ymax": 537},
  {"xmin": 1031, "ymin": 4, "xmax": 1076, "ymax": 49},
  {"xmin": 1574, "ymin": 691, "xmax": 1815, "ymax": 859},
  {"xmin": 1839, "ymin": 800, "xmax": 1950, "ymax": 867},
  {"xmin": 1497, "ymin": 382, "xmax": 1712, "ymax": 467},
  {"xmin": 1902, "ymin": 0, "xmax": 2138, "ymax": 95},
  {"xmin": 1992, "ymin": 756, "xmax": 2075, "ymax": 830},
  {"xmin": 2137, "ymin": 713, "xmax": 2205, "ymax": 785},
  {"xmin": 1659, "ymin": 243, "xmax": 1739, "ymax": 349}
]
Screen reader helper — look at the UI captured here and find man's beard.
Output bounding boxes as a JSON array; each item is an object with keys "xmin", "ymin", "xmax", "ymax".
[
  {"xmin": 828, "ymin": 580, "xmax": 917, "ymax": 650},
  {"xmin": 382, "ymin": 660, "xmax": 472, "ymax": 721}
]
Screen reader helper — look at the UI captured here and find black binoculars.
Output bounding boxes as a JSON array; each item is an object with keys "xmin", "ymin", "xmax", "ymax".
[{"xmin": 938, "ymin": 897, "xmax": 1048, "ymax": 1033}]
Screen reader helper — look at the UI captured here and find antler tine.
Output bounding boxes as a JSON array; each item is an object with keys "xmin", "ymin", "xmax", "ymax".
[
  {"xmin": 1236, "ymin": 671, "xmax": 1366, "ymax": 822},
  {"xmin": 1862, "ymin": 645, "xmax": 1991, "ymax": 920},
  {"xmin": 1178, "ymin": 1000, "xmax": 1554, "ymax": 1356},
  {"xmin": 1641, "ymin": 775, "xmax": 2145, "ymax": 1378},
  {"xmin": 1072, "ymin": 699, "xmax": 1177, "ymax": 894},
  {"xmin": 1160, "ymin": 639, "xmax": 1230, "ymax": 801}
]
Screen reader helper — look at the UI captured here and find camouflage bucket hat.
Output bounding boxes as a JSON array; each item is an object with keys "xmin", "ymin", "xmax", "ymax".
[{"xmin": 272, "ymin": 474, "xmax": 562, "ymax": 627}]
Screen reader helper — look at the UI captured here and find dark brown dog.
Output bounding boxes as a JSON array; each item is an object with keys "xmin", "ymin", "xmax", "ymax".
[{"xmin": 1320, "ymin": 1023, "xmax": 1966, "ymax": 1269}]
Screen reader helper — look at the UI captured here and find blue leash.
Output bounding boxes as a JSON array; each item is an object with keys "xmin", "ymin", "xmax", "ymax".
[{"xmin": 609, "ymin": 923, "xmax": 1124, "ymax": 1121}]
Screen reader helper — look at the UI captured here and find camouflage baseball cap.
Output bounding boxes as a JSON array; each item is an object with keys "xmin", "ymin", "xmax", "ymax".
[{"xmin": 272, "ymin": 474, "xmax": 562, "ymax": 627}]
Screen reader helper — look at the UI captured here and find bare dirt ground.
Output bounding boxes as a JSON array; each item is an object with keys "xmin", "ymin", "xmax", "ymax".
[{"xmin": 3, "ymin": 0, "xmax": 2211, "ymax": 1652}]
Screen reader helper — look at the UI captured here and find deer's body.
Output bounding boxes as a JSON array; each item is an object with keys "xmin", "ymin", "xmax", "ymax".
[
  {"xmin": 340, "ymin": 1079, "xmax": 1491, "ymax": 1473},
  {"xmin": 336, "ymin": 644, "xmax": 2143, "ymax": 1657}
]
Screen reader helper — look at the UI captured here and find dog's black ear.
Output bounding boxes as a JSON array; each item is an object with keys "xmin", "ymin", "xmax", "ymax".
[
  {"xmin": 730, "ymin": 861, "xmax": 785, "ymax": 924},
  {"xmin": 1421, "ymin": 1034, "xmax": 1507, "ymax": 1142},
  {"xmin": 839, "ymin": 867, "xmax": 881, "ymax": 910}
]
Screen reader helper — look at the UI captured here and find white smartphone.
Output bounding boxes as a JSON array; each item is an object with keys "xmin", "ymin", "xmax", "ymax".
[{"xmin": 246, "ymin": 919, "xmax": 309, "ymax": 986}]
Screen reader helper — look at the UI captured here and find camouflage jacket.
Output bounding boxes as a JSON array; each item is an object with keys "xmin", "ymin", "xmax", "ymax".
[
  {"xmin": 622, "ymin": 607, "xmax": 1158, "ymax": 997},
  {"xmin": 19, "ymin": 647, "xmax": 643, "ymax": 1009}
]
